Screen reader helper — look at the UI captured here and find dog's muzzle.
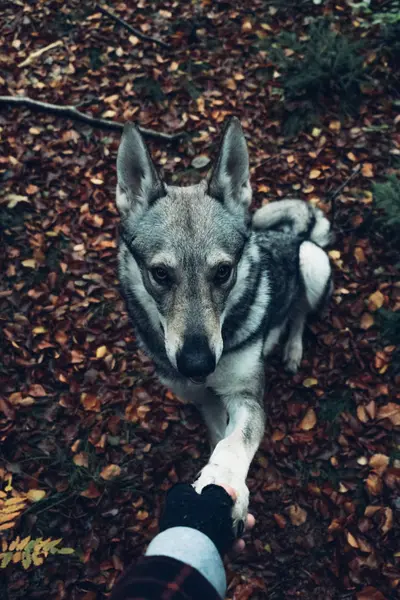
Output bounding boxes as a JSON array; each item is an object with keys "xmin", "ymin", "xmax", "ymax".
[{"xmin": 176, "ymin": 335, "xmax": 216, "ymax": 381}]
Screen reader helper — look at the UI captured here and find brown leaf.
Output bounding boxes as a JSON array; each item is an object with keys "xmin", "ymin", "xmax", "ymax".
[
  {"xmin": 369, "ymin": 454, "xmax": 389, "ymax": 476},
  {"xmin": 376, "ymin": 402, "xmax": 400, "ymax": 426},
  {"xmin": 288, "ymin": 504, "xmax": 307, "ymax": 526},
  {"xmin": 346, "ymin": 531, "xmax": 359, "ymax": 548},
  {"xmin": 360, "ymin": 313, "xmax": 374, "ymax": 330},
  {"xmin": 367, "ymin": 290, "xmax": 384, "ymax": 312},
  {"xmin": 299, "ymin": 408, "xmax": 317, "ymax": 431},
  {"xmin": 365, "ymin": 473, "xmax": 382, "ymax": 496},
  {"xmin": 356, "ymin": 587, "xmax": 386, "ymax": 600},
  {"xmin": 381, "ymin": 507, "xmax": 393, "ymax": 535},
  {"xmin": 80, "ymin": 393, "xmax": 101, "ymax": 413},
  {"xmin": 73, "ymin": 452, "xmax": 89, "ymax": 468},
  {"xmin": 100, "ymin": 464, "xmax": 121, "ymax": 481},
  {"xmin": 273, "ymin": 513, "xmax": 286, "ymax": 529}
]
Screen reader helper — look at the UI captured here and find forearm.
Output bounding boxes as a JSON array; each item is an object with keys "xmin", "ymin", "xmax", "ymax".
[
  {"xmin": 109, "ymin": 528, "xmax": 225, "ymax": 600},
  {"xmin": 146, "ymin": 526, "xmax": 226, "ymax": 597}
]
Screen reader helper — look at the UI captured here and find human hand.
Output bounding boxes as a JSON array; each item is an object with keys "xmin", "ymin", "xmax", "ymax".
[{"xmin": 159, "ymin": 483, "xmax": 255, "ymax": 557}]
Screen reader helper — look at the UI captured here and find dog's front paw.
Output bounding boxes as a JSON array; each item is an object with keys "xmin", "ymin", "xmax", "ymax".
[
  {"xmin": 283, "ymin": 338, "xmax": 303, "ymax": 374},
  {"xmin": 192, "ymin": 463, "xmax": 249, "ymax": 533}
]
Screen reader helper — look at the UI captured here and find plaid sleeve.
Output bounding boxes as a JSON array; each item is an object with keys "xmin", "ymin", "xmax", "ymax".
[{"xmin": 109, "ymin": 555, "xmax": 222, "ymax": 600}]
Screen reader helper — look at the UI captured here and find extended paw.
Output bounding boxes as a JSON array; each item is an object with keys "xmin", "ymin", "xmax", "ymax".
[
  {"xmin": 192, "ymin": 463, "xmax": 249, "ymax": 533},
  {"xmin": 283, "ymin": 339, "xmax": 303, "ymax": 374}
]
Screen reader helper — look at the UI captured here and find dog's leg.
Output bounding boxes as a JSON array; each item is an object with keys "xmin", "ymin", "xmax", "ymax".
[
  {"xmin": 263, "ymin": 321, "xmax": 286, "ymax": 358},
  {"xmin": 193, "ymin": 394, "xmax": 264, "ymax": 529},
  {"xmin": 284, "ymin": 309, "xmax": 307, "ymax": 374},
  {"xmin": 284, "ymin": 240, "xmax": 332, "ymax": 373},
  {"xmin": 198, "ymin": 392, "xmax": 228, "ymax": 450}
]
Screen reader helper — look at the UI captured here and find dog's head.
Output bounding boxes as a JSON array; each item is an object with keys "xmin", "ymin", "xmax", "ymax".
[{"xmin": 116, "ymin": 118, "xmax": 251, "ymax": 382}]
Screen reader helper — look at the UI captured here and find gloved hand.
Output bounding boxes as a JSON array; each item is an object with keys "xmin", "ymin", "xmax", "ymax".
[{"xmin": 159, "ymin": 483, "xmax": 254, "ymax": 557}]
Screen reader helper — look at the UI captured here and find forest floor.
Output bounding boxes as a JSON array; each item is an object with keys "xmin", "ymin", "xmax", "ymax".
[{"xmin": 0, "ymin": 1, "xmax": 399, "ymax": 599}]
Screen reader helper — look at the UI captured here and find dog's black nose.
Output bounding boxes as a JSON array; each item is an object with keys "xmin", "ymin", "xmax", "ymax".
[{"xmin": 176, "ymin": 335, "xmax": 216, "ymax": 379}]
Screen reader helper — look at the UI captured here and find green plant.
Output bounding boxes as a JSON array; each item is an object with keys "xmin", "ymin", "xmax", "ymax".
[
  {"xmin": 373, "ymin": 175, "xmax": 400, "ymax": 230},
  {"xmin": 262, "ymin": 20, "xmax": 367, "ymax": 135}
]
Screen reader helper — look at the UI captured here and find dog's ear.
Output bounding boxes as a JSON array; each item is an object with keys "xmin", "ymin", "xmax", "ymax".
[
  {"xmin": 208, "ymin": 117, "xmax": 251, "ymax": 217},
  {"xmin": 116, "ymin": 123, "xmax": 166, "ymax": 217}
]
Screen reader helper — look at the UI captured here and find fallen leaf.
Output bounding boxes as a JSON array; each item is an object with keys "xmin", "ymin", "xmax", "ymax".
[
  {"xmin": 356, "ymin": 587, "xmax": 386, "ymax": 600},
  {"xmin": 288, "ymin": 504, "xmax": 307, "ymax": 526},
  {"xmin": 26, "ymin": 489, "xmax": 46, "ymax": 502},
  {"xmin": 377, "ymin": 402, "xmax": 400, "ymax": 426},
  {"xmin": 365, "ymin": 472, "xmax": 382, "ymax": 496},
  {"xmin": 303, "ymin": 377, "xmax": 318, "ymax": 388},
  {"xmin": 367, "ymin": 290, "xmax": 384, "ymax": 312},
  {"xmin": 191, "ymin": 155, "xmax": 210, "ymax": 169},
  {"xmin": 95, "ymin": 346, "xmax": 108, "ymax": 359},
  {"xmin": 80, "ymin": 393, "xmax": 101, "ymax": 412},
  {"xmin": 100, "ymin": 464, "xmax": 121, "ymax": 481},
  {"xmin": 361, "ymin": 163, "xmax": 374, "ymax": 177},
  {"xmin": 5, "ymin": 194, "xmax": 30, "ymax": 209},
  {"xmin": 309, "ymin": 169, "xmax": 321, "ymax": 179},
  {"xmin": 299, "ymin": 408, "xmax": 317, "ymax": 430},
  {"xmin": 360, "ymin": 313, "xmax": 374, "ymax": 330},
  {"xmin": 21, "ymin": 259, "xmax": 36, "ymax": 269},
  {"xmin": 346, "ymin": 531, "xmax": 359, "ymax": 548},
  {"xmin": 369, "ymin": 454, "xmax": 389, "ymax": 476},
  {"xmin": 73, "ymin": 452, "xmax": 89, "ymax": 468}
]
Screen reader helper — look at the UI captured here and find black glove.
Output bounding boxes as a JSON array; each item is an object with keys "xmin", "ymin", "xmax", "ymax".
[{"xmin": 159, "ymin": 483, "xmax": 239, "ymax": 557}]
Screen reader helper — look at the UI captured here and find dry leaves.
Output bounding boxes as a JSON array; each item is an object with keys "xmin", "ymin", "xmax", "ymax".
[{"xmin": 299, "ymin": 408, "xmax": 317, "ymax": 431}]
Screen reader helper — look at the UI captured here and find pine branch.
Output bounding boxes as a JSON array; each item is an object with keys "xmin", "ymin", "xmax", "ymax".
[{"xmin": 0, "ymin": 96, "xmax": 185, "ymax": 142}]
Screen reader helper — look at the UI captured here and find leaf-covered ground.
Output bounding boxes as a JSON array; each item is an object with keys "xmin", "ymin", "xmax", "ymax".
[{"xmin": 0, "ymin": 1, "xmax": 399, "ymax": 598}]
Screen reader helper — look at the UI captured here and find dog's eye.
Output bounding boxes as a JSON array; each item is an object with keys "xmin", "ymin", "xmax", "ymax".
[
  {"xmin": 151, "ymin": 266, "xmax": 169, "ymax": 285},
  {"xmin": 214, "ymin": 263, "xmax": 232, "ymax": 284}
]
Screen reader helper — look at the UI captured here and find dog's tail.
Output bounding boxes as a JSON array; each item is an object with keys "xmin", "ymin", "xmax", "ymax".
[{"xmin": 252, "ymin": 199, "xmax": 333, "ymax": 248}]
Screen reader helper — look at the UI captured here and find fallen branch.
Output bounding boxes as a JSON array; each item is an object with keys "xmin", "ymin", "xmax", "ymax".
[
  {"xmin": 19, "ymin": 40, "xmax": 63, "ymax": 69},
  {"xmin": 0, "ymin": 96, "xmax": 185, "ymax": 142},
  {"xmin": 96, "ymin": 4, "xmax": 169, "ymax": 50},
  {"xmin": 329, "ymin": 164, "xmax": 362, "ymax": 226}
]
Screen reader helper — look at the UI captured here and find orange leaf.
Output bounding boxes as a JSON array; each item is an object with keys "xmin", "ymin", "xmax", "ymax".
[
  {"xmin": 346, "ymin": 531, "xmax": 359, "ymax": 548},
  {"xmin": 365, "ymin": 472, "xmax": 382, "ymax": 496},
  {"xmin": 309, "ymin": 169, "xmax": 321, "ymax": 179},
  {"xmin": 100, "ymin": 464, "xmax": 121, "ymax": 481},
  {"xmin": 367, "ymin": 290, "xmax": 384, "ymax": 312},
  {"xmin": 0, "ymin": 521, "xmax": 16, "ymax": 531},
  {"xmin": 369, "ymin": 454, "xmax": 389, "ymax": 476},
  {"xmin": 80, "ymin": 393, "xmax": 101, "ymax": 413},
  {"xmin": 361, "ymin": 163, "xmax": 374, "ymax": 178},
  {"xmin": 299, "ymin": 408, "xmax": 317, "ymax": 431}
]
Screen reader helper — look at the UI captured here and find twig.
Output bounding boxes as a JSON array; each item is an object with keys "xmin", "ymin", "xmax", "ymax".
[
  {"xmin": 19, "ymin": 40, "xmax": 63, "ymax": 68},
  {"xmin": 328, "ymin": 164, "xmax": 362, "ymax": 226},
  {"xmin": 95, "ymin": 4, "xmax": 169, "ymax": 50},
  {"xmin": 0, "ymin": 96, "xmax": 185, "ymax": 142}
]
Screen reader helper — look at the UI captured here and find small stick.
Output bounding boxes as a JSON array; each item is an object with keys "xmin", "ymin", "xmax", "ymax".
[
  {"xmin": 95, "ymin": 4, "xmax": 169, "ymax": 49},
  {"xmin": 328, "ymin": 164, "xmax": 361, "ymax": 225},
  {"xmin": 19, "ymin": 40, "xmax": 63, "ymax": 68}
]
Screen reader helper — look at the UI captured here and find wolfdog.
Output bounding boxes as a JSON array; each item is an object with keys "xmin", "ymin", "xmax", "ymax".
[{"xmin": 116, "ymin": 118, "xmax": 332, "ymax": 529}]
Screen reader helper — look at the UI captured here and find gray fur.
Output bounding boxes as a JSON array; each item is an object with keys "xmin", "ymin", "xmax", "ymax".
[{"xmin": 116, "ymin": 118, "xmax": 333, "ymax": 527}]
